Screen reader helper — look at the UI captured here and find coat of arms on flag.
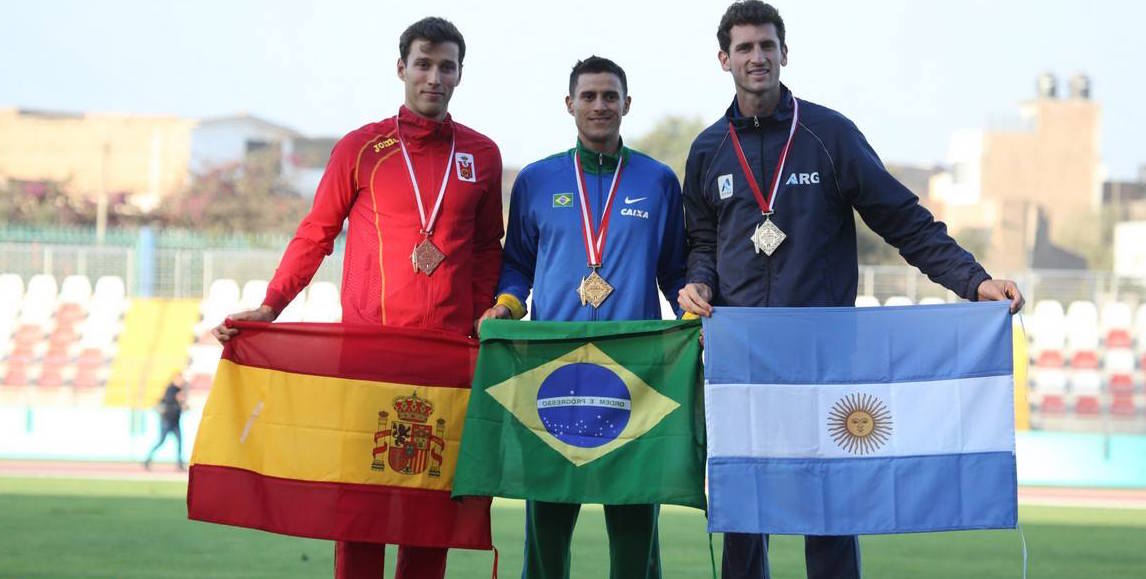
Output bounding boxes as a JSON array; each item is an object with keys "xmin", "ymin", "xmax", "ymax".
[
  {"xmin": 703, "ymin": 302, "xmax": 1018, "ymax": 536},
  {"xmin": 187, "ymin": 322, "xmax": 491, "ymax": 550},
  {"xmin": 372, "ymin": 392, "xmax": 446, "ymax": 476},
  {"xmin": 453, "ymin": 319, "xmax": 706, "ymax": 509}
]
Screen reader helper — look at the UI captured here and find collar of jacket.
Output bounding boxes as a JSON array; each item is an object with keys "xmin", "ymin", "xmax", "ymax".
[
  {"xmin": 725, "ymin": 84, "xmax": 795, "ymax": 131},
  {"xmin": 573, "ymin": 138, "xmax": 630, "ymax": 175},
  {"xmin": 397, "ymin": 105, "xmax": 454, "ymax": 149}
]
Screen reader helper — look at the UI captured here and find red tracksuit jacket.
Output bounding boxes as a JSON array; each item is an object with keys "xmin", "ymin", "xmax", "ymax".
[{"xmin": 263, "ymin": 106, "xmax": 504, "ymax": 336}]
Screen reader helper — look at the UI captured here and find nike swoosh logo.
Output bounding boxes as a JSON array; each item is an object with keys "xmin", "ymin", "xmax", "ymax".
[{"xmin": 624, "ymin": 196, "xmax": 647, "ymax": 204}]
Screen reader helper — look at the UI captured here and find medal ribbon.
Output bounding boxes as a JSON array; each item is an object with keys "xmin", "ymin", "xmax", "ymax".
[
  {"xmin": 396, "ymin": 117, "xmax": 456, "ymax": 237},
  {"xmin": 573, "ymin": 151, "xmax": 625, "ymax": 268},
  {"xmin": 727, "ymin": 96, "xmax": 800, "ymax": 215}
]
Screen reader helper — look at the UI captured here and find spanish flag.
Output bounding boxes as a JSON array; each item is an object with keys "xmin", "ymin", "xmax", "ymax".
[{"xmin": 187, "ymin": 321, "xmax": 492, "ymax": 550}]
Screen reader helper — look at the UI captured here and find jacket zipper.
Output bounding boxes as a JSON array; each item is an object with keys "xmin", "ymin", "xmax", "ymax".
[
  {"xmin": 592, "ymin": 151, "xmax": 604, "ymax": 322},
  {"xmin": 758, "ymin": 122, "xmax": 772, "ymax": 307}
]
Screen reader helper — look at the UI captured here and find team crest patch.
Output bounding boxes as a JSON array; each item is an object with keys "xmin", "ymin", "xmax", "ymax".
[
  {"xmin": 553, "ymin": 193, "xmax": 574, "ymax": 208},
  {"xmin": 455, "ymin": 152, "xmax": 476, "ymax": 182},
  {"xmin": 718, "ymin": 174, "xmax": 734, "ymax": 199},
  {"xmin": 371, "ymin": 391, "xmax": 446, "ymax": 477}
]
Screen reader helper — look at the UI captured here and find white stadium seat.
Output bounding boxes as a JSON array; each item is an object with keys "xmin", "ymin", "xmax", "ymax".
[
  {"xmin": 58, "ymin": 275, "xmax": 93, "ymax": 307},
  {"xmin": 1065, "ymin": 301, "xmax": 1100, "ymax": 351},
  {"xmin": 883, "ymin": 296, "xmax": 913, "ymax": 307},
  {"xmin": 855, "ymin": 295, "xmax": 881, "ymax": 308},
  {"xmin": 303, "ymin": 282, "xmax": 341, "ymax": 322},
  {"xmin": 240, "ymin": 280, "xmax": 269, "ymax": 311}
]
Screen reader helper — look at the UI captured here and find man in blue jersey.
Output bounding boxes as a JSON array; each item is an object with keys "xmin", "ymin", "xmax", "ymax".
[
  {"xmin": 480, "ymin": 56, "xmax": 687, "ymax": 578},
  {"xmin": 677, "ymin": 3, "xmax": 1024, "ymax": 579}
]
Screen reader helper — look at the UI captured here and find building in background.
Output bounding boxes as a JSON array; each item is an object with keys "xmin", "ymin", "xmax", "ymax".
[
  {"xmin": 0, "ymin": 109, "xmax": 338, "ymax": 212},
  {"xmin": 930, "ymin": 73, "xmax": 1102, "ymax": 272},
  {"xmin": 0, "ymin": 108, "xmax": 195, "ymax": 211}
]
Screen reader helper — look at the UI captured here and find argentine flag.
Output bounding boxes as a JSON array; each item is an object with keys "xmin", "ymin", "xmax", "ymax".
[{"xmin": 704, "ymin": 302, "xmax": 1017, "ymax": 535}]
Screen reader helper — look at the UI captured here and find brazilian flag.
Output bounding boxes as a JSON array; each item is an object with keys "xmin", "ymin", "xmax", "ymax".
[{"xmin": 452, "ymin": 319, "xmax": 705, "ymax": 509}]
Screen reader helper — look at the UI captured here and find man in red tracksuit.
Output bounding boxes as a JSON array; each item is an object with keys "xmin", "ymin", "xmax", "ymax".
[{"xmin": 213, "ymin": 17, "xmax": 504, "ymax": 579}]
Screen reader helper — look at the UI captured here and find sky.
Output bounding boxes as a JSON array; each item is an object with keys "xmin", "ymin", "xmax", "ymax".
[{"xmin": 3, "ymin": 0, "xmax": 1144, "ymax": 179}]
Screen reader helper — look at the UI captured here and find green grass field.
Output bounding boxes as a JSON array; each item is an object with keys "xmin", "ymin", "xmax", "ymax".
[{"xmin": 1, "ymin": 477, "xmax": 1143, "ymax": 578}]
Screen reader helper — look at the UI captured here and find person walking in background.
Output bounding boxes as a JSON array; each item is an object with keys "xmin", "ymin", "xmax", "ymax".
[{"xmin": 143, "ymin": 372, "xmax": 187, "ymax": 471}]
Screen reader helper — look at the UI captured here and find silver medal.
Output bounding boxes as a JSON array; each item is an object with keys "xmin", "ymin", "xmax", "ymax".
[{"xmin": 751, "ymin": 217, "xmax": 786, "ymax": 256}]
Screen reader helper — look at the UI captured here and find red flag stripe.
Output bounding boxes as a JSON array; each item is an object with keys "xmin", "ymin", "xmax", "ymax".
[
  {"xmin": 221, "ymin": 321, "xmax": 477, "ymax": 388},
  {"xmin": 187, "ymin": 464, "xmax": 492, "ymax": 549}
]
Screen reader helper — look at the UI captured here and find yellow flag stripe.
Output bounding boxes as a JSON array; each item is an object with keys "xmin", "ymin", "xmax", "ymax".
[{"xmin": 191, "ymin": 359, "xmax": 470, "ymax": 491}]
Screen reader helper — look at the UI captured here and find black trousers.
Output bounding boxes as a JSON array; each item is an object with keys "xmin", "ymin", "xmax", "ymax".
[
  {"xmin": 146, "ymin": 417, "xmax": 183, "ymax": 466},
  {"xmin": 722, "ymin": 532, "xmax": 861, "ymax": 579}
]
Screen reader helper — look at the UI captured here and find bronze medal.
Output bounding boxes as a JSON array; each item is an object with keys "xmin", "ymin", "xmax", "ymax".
[{"xmin": 411, "ymin": 238, "xmax": 446, "ymax": 276}]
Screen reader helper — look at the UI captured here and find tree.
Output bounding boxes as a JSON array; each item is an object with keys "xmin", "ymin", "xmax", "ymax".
[
  {"xmin": 159, "ymin": 148, "xmax": 310, "ymax": 234},
  {"xmin": 632, "ymin": 116, "xmax": 708, "ymax": 181}
]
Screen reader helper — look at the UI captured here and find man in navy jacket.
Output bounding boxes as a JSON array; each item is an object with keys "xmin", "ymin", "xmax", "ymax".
[{"xmin": 677, "ymin": 3, "xmax": 1024, "ymax": 578}]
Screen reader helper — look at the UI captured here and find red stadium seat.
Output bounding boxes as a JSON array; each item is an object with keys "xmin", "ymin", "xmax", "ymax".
[
  {"xmin": 1108, "ymin": 374, "xmax": 1135, "ymax": 394},
  {"xmin": 37, "ymin": 365, "xmax": 64, "ymax": 387},
  {"xmin": 1074, "ymin": 395, "xmax": 1101, "ymax": 416},
  {"xmin": 1110, "ymin": 394, "xmax": 1137, "ymax": 417},
  {"xmin": 1040, "ymin": 394, "xmax": 1066, "ymax": 414},
  {"xmin": 1034, "ymin": 350, "xmax": 1064, "ymax": 368},
  {"xmin": 76, "ymin": 348, "xmax": 103, "ymax": 370},
  {"xmin": 1070, "ymin": 351, "xmax": 1099, "ymax": 369},
  {"xmin": 72, "ymin": 366, "xmax": 101, "ymax": 389},
  {"xmin": 1105, "ymin": 329, "xmax": 1132, "ymax": 349},
  {"xmin": 190, "ymin": 373, "xmax": 213, "ymax": 391},
  {"xmin": 3, "ymin": 363, "xmax": 28, "ymax": 386}
]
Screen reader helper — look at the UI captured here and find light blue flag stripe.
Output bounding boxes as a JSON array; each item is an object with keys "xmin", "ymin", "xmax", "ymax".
[
  {"xmin": 708, "ymin": 452, "xmax": 1018, "ymax": 535},
  {"xmin": 703, "ymin": 302, "xmax": 1012, "ymax": 385}
]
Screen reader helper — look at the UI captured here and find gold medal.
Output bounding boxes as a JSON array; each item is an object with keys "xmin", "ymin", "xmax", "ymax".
[
  {"xmin": 751, "ymin": 216, "xmax": 786, "ymax": 256},
  {"xmin": 411, "ymin": 238, "xmax": 446, "ymax": 275},
  {"xmin": 577, "ymin": 269, "xmax": 614, "ymax": 308}
]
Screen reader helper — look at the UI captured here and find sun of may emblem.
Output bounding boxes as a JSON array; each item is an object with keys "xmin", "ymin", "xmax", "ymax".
[{"xmin": 828, "ymin": 392, "xmax": 893, "ymax": 455}]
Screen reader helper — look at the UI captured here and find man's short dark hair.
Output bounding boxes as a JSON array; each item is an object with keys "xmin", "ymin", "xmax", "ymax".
[
  {"xmin": 717, "ymin": 1, "xmax": 786, "ymax": 53},
  {"xmin": 569, "ymin": 56, "xmax": 628, "ymax": 96},
  {"xmin": 399, "ymin": 17, "xmax": 466, "ymax": 65}
]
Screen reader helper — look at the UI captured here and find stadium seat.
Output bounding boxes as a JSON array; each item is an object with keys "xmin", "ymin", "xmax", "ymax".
[
  {"xmin": 918, "ymin": 297, "xmax": 946, "ymax": 306},
  {"xmin": 276, "ymin": 291, "xmax": 307, "ymax": 323},
  {"xmin": 303, "ymin": 281, "xmax": 341, "ymax": 322},
  {"xmin": 0, "ymin": 274, "xmax": 25, "ymax": 342},
  {"xmin": 190, "ymin": 373, "xmax": 213, "ymax": 391},
  {"xmin": 1105, "ymin": 349, "xmax": 1136, "ymax": 393},
  {"xmin": 1136, "ymin": 304, "xmax": 1146, "ymax": 353},
  {"xmin": 1073, "ymin": 394, "xmax": 1101, "ymax": 416},
  {"xmin": 1100, "ymin": 302, "xmax": 1133, "ymax": 348},
  {"xmin": 1065, "ymin": 301, "xmax": 1100, "ymax": 368},
  {"xmin": 58, "ymin": 275, "xmax": 93, "ymax": 307},
  {"xmin": 240, "ymin": 280, "xmax": 269, "ymax": 311},
  {"xmin": 1031, "ymin": 367, "xmax": 1067, "ymax": 394},
  {"xmin": 1070, "ymin": 369, "xmax": 1102, "ymax": 396},
  {"xmin": 1029, "ymin": 300, "xmax": 1066, "ymax": 366},
  {"xmin": 883, "ymin": 296, "xmax": 913, "ymax": 307},
  {"xmin": 1034, "ymin": 350, "xmax": 1065, "ymax": 368},
  {"xmin": 855, "ymin": 295, "xmax": 880, "ymax": 308},
  {"xmin": 1110, "ymin": 393, "xmax": 1138, "ymax": 417},
  {"xmin": 1039, "ymin": 394, "xmax": 1066, "ymax": 414},
  {"xmin": 195, "ymin": 278, "xmax": 242, "ymax": 338}
]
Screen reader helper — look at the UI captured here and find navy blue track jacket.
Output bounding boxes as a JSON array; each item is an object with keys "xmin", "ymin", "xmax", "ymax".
[{"xmin": 683, "ymin": 86, "xmax": 991, "ymax": 308}]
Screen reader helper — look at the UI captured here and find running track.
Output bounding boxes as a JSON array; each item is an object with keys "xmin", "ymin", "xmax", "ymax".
[{"xmin": 2, "ymin": 460, "xmax": 1144, "ymax": 509}]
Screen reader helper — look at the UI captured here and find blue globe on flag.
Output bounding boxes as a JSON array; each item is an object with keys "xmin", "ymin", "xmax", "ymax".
[{"xmin": 536, "ymin": 363, "xmax": 631, "ymax": 448}]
